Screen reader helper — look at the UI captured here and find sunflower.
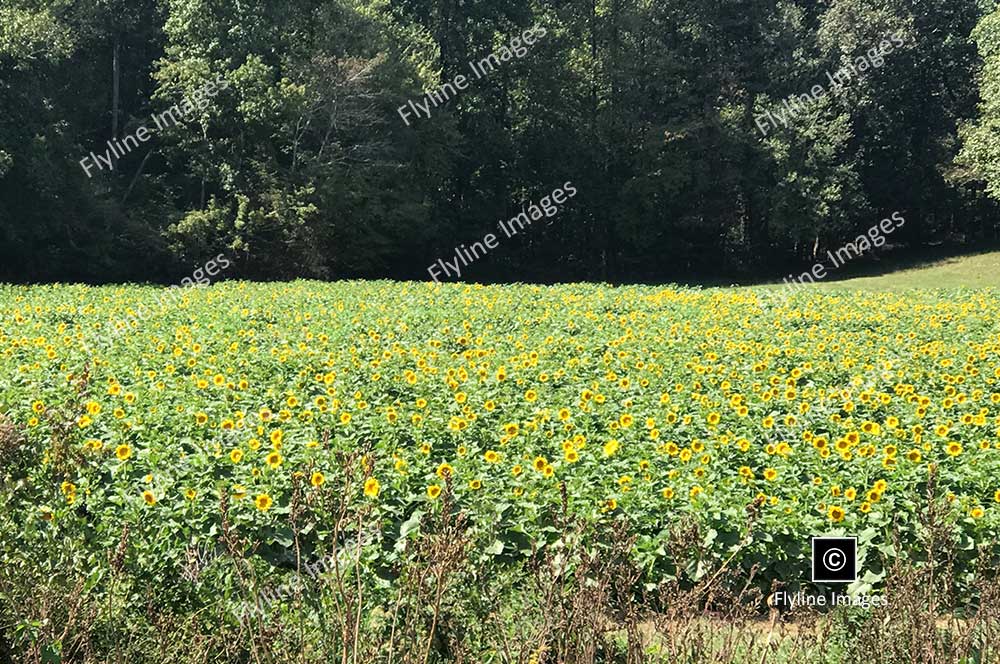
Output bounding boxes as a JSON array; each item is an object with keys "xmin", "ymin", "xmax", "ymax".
[
  {"xmin": 255, "ymin": 494, "xmax": 273, "ymax": 511},
  {"xmin": 311, "ymin": 471, "xmax": 325, "ymax": 487},
  {"xmin": 265, "ymin": 451, "xmax": 283, "ymax": 469},
  {"xmin": 115, "ymin": 444, "xmax": 132, "ymax": 461},
  {"xmin": 827, "ymin": 505, "xmax": 845, "ymax": 522},
  {"xmin": 426, "ymin": 484, "xmax": 442, "ymax": 499},
  {"xmin": 363, "ymin": 477, "xmax": 380, "ymax": 498},
  {"xmin": 142, "ymin": 490, "xmax": 157, "ymax": 506}
]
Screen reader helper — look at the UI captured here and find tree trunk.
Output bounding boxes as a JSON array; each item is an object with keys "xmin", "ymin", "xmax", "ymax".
[{"xmin": 112, "ymin": 34, "xmax": 120, "ymax": 139}]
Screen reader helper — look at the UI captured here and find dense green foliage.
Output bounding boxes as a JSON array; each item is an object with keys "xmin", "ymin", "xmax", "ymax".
[
  {"xmin": 1, "ymin": 0, "xmax": 999, "ymax": 284},
  {"xmin": 5, "ymin": 279, "xmax": 1000, "ymax": 661},
  {"xmin": 961, "ymin": 4, "xmax": 1000, "ymax": 200}
]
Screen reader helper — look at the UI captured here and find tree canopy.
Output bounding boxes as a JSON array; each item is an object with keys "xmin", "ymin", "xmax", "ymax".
[{"xmin": 1, "ymin": 0, "xmax": 998, "ymax": 284}]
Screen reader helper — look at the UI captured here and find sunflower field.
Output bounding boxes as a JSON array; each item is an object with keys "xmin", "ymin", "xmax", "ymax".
[{"xmin": 2, "ymin": 281, "xmax": 1000, "ymax": 658}]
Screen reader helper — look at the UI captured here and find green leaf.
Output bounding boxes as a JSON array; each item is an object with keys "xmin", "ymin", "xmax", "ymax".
[{"xmin": 399, "ymin": 510, "xmax": 423, "ymax": 539}]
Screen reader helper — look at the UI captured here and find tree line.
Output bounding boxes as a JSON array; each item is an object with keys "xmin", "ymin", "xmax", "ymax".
[{"xmin": 1, "ymin": 0, "xmax": 999, "ymax": 284}]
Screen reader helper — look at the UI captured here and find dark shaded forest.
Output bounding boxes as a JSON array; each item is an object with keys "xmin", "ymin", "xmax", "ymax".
[{"xmin": 1, "ymin": 0, "xmax": 999, "ymax": 284}]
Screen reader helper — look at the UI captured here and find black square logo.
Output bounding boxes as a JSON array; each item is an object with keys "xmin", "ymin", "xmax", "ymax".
[{"xmin": 811, "ymin": 536, "xmax": 857, "ymax": 583}]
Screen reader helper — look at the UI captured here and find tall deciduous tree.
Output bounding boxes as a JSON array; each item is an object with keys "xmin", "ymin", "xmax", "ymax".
[{"xmin": 960, "ymin": 6, "xmax": 1000, "ymax": 201}]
